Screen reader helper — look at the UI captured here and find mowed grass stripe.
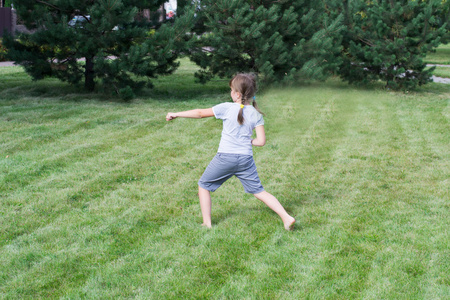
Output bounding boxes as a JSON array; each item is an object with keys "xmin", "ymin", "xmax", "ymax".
[
  {"xmin": 0, "ymin": 101, "xmax": 166, "ymax": 158},
  {"xmin": 308, "ymin": 91, "xmax": 448, "ymax": 299},
  {"xmin": 307, "ymin": 92, "xmax": 410, "ymax": 298},
  {"xmin": 0, "ymin": 104, "xmax": 167, "ymax": 192},
  {"xmin": 1, "ymin": 61, "xmax": 448, "ymax": 298},
  {"xmin": 19, "ymin": 90, "xmax": 336, "ymax": 299},
  {"xmin": 0, "ymin": 102, "xmax": 124, "ymax": 153},
  {"xmin": 239, "ymin": 87, "xmax": 371, "ymax": 298},
  {"xmin": 0, "ymin": 110, "xmax": 218, "ymax": 244},
  {"xmin": 1, "ymin": 119, "xmax": 264, "ymax": 298},
  {"xmin": 72, "ymin": 86, "xmax": 368, "ymax": 299},
  {"xmin": 388, "ymin": 93, "xmax": 449, "ymax": 299},
  {"xmin": 0, "ymin": 118, "xmax": 223, "ymax": 298},
  {"xmin": 269, "ymin": 92, "xmax": 389, "ymax": 298},
  {"xmin": 194, "ymin": 88, "xmax": 350, "ymax": 299},
  {"xmin": 0, "ymin": 116, "xmax": 169, "ymax": 242},
  {"xmin": 361, "ymin": 95, "xmax": 449, "ymax": 299},
  {"xmin": 251, "ymin": 87, "xmax": 342, "ymax": 202},
  {"xmin": 235, "ymin": 88, "xmax": 448, "ymax": 299}
]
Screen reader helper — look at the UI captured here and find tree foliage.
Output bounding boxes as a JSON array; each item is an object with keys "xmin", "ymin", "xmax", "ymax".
[
  {"xmin": 186, "ymin": 0, "xmax": 344, "ymax": 84},
  {"xmin": 4, "ymin": 0, "xmax": 448, "ymax": 93},
  {"xmin": 439, "ymin": 0, "xmax": 450, "ymax": 43},
  {"xmin": 338, "ymin": 0, "xmax": 448, "ymax": 89},
  {"xmin": 4, "ymin": 0, "xmax": 194, "ymax": 98}
]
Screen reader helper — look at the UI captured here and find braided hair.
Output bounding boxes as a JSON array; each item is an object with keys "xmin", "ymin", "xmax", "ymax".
[{"xmin": 229, "ymin": 73, "xmax": 263, "ymax": 125}]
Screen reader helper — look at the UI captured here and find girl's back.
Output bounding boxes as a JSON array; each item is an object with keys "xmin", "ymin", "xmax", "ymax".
[{"xmin": 213, "ymin": 102, "xmax": 264, "ymax": 156}]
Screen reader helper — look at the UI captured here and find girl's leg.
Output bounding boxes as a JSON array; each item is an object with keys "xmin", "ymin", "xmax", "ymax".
[
  {"xmin": 254, "ymin": 191, "xmax": 295, "ymax": 230},
  {"xmin": 198, "ymin": 186, "xmax": 212, "ymax": 228}
]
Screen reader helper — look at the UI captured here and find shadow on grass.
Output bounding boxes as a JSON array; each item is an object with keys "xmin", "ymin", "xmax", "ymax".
[
  {"xmin": 1, "ymin": 65, "xmax": 447, "ymax": 105},
  {"xmin": 0, "ymin": 70, "xmax": 230, "ymax": 104},
  {"xmin": 139, "ymin": 77, "xmax": 230, "ymax": 102},
  {"xmin": 306, "ymin": 76, "xmax": 450, "ymax": 95}
]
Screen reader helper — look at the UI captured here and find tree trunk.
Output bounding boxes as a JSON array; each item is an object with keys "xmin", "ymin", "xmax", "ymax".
[{"xmin": 84, "ymin": 56, "xmax": 95, "ymax": 91}]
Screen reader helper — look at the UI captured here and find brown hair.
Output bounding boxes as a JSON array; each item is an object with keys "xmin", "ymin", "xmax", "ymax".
[{"xmin": 229, "ymin": 73, "xmax": 263, "ymax": 125}]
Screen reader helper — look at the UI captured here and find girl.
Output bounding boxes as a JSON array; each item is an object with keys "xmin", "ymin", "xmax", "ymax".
[{"xmin": 166, "ymin": 73, "xmax": 295, "ymax": 230}]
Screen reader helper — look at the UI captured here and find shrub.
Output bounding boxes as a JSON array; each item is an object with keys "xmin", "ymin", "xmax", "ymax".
[
  {"xmin": 0, "ymin": 39, "xmax": 8, "ymax": 62},
  {"xmin": 338, "ymin": 0, "xmax": 448, "ymax": 90}
]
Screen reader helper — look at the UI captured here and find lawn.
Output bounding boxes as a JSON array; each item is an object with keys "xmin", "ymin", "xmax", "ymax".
[
  {"xmin": 425, "ymin": 42, "xmax": 450, "ymax": 78},
  {"xmin": 425, "ymin": 43, "xmax": 450, "ymax": 65},
  {"xmin": 1, "ymin": 61, "xmax": 449, "ymax": 299},
  {"xmin": 432, "ymin": 66, "xmax": 450, "ymax": 78}
]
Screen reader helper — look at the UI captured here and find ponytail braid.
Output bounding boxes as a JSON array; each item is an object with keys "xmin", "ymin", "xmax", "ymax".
[
  {"xmin": 237, "ymin": 98, "xmax": 245, "ymax": 125},
  {"xmin": 230, "ymin": 73, "xmax": 263, "ymax": 125},
  {"xmin": 252, "ymin": 96, "xmax": 263, "ymax": 115}
]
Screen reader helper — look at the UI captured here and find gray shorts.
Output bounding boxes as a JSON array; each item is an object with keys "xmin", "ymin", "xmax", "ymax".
[{"xmin": 198, "ymin": 153, "xmax": 264, "ymax": 194}]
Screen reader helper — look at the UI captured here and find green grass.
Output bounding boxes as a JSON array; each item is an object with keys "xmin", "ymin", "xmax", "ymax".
[
  {"xmin": 1, "ymin": 61, "xmax": 449, "ymax": 299},
  {"xmin": 432, "ymin": 66, "xmax": 450, "ymax": 78},
  {"xmin": 426, "ymin": 43, "xmax": 450, "ymax": 65}
]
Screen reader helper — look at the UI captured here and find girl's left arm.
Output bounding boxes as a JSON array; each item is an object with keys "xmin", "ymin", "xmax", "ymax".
[
  {"xmin": 166, "ymin": 108, "xmax": 214, "ymax": 121},
  {"xmin": 251, "ymin": 125, "xmax": 266, "ymax": 147}
]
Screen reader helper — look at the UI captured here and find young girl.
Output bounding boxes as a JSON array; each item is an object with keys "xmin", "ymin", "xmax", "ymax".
[{"xmin": 166, "ymin": 73, "xmax": 295, "ymax": 230}]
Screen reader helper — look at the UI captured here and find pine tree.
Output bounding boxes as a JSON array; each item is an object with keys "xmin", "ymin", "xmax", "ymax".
[
  {"xmin": 187, "ymin": 0, "xmax": 343, "ymax": 84},
  {"xmin": 338, "ymin": 0, "xmax": 448, "ymax": 90},
  {"xmin": 4, "ymin": 0, "xmax": 194, "ymax": 98},
  {"xmin": 438, "ymin": 0, "xmax": 450, "ymax": 43}
]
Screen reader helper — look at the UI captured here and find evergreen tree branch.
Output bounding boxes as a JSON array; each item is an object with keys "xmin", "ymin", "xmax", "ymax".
[
  {"xmin": 35, "ymin": 0, "xmax": 67, "ymax": 13},
  {"xmin": 358, "ymin": 37, "xmax": 375, "ymax": 47}
]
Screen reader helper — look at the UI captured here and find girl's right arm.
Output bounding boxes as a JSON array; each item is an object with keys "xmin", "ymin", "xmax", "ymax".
[{"xmin": 166, "ymin": 108, "xmax": 214, "ymax": 121}]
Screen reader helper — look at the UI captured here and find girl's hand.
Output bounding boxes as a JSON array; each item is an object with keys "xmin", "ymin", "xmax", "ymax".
[{"xmin": 166, "ymin": 112, "xmax": 177, "ymax": 121}]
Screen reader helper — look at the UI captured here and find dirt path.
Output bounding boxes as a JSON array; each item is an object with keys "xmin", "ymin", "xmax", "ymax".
[
  {"xmin": 432, "ymin": 76, "xmax": 450, "ymax": 84},
  {"xmin": 0, "ymin": 61, "xmax": 16, "ymax": 67},
  {"xmin": 427, "ymin": 64, "xmax": 450, "ymax": 68}
]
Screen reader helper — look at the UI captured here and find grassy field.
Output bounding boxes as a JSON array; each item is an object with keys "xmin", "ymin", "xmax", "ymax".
[
  {"xmin": 426, "ymin": 43, "xmax": 450, "ymax": 65},
  {"xmin": 1, "ymin": 61, "xmax": 449, "ymax": 299},
  {"xmin": 426, "ymin": 43, "xmax": 450, "ymax": 78},
  {"xmin": 432, "ymin": 66, "xmax": 450, "ymax": 79}
]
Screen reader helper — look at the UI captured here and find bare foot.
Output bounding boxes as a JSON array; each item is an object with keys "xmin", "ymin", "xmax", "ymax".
[
  {"xmin": 284, "ymin": 217, "xmax": 296, "ymax": 231},
  {"xmin": 201, "ymin": 223, "xmax": 212, "ymax": 229}
]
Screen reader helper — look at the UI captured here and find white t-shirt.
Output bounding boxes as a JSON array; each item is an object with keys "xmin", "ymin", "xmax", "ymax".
[{"xmin": 213, "ymin": 102, "xmax": 264, "ymax": 156}]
